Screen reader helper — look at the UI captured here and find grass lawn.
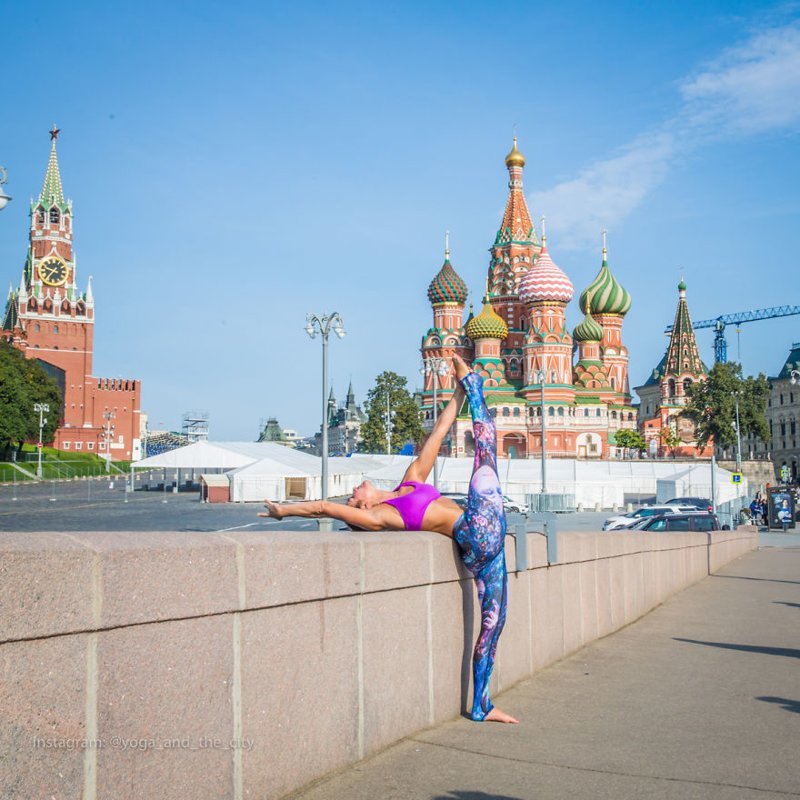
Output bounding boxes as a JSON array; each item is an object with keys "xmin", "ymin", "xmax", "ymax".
[{"xmin": 1, "ymin": 445, "xmax": 131, "ymax": 481}]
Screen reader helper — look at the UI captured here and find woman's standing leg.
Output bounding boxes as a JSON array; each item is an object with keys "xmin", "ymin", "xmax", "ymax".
[{"xmin": 453, "ymin": 366, "xmax": 516, "ymax": 722}]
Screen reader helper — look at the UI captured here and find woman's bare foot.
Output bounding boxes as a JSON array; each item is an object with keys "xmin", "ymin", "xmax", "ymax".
[
  {"xmin": 484, "ymin": 707, "xmax": 520, "ymax": 724},
  {"xmin": 452, "ymin": 353, "xmax": 471, "ymax": 381}
]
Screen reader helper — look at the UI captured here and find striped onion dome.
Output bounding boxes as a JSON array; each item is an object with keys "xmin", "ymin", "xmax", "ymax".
[
  {"xmin": 465, "ymin": 299, "xmax": 509, "ymax": 340},
  {"xmin": 427, "ymin": 257, "xmax": 468, "ymax": 305},
  {"xmin": 518, "ymin": 245, "xmax": 574, "ymax": 304},
  {"xmin": 573, "ymin": 307, "xmax": 604, "ymax": 343},
  {"xmin": 579, "ymin": 252, "xmax": 631, "ymax": 316}
]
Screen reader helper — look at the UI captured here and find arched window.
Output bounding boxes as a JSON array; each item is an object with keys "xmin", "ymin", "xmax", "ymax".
[
  {"xmin": 513, "ymin": 407, "xmax": 520, "ymax": 417},
  {"xmin": 584, "ymin": 408, "xmax": 589, "ymax": 417},
  {"xmin": 490, "ymin": 408, "xmax": 497, "ymax": 417},
  {"xmin": 53, "ymin": 324, "xmax": 59, "ymax": 334},
  {"xmin": 557, "ymin": 407, "xmax": 564, "ymax": 417},
  {"xmin": 548, "ymin": 407, "xmax": 555, "ymax": 417},
  {"xmin": 502, "ymin": 407, "xmax": 510, "ymax": 417},
  {"xmin": 683, "ymin": 378, "xmax": 693, "ymax": 394},
  {"xmin": 668, "ymin": 378, "xmax": 676, "ymax": 397},
  {"xmin": 49, "ymin": 207, "xmax": 60, "ymax": 225},
  {"xmin": 34, "ymin": 323, "xmax": 40, "ymax": 332},
  {"xmin": 628, "ymin": 412, "xmax": 634, "ymax": 421},
  {"xmin": 596, "ymin": 408, "xmax": 601, "ymax": 417},
  {"xmin": 611, "ymin": 410, "xmax": 617, "ymax": 420}
]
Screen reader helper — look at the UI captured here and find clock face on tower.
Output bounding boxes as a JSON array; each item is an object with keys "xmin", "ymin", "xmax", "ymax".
[{"xmin": 39, "ymin": 257, "xmax": 68, "ymax": 287}]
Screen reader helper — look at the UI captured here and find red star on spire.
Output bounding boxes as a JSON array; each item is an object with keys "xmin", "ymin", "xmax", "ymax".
[{"xmin": 50, "ymin": 124, "xmax": 60, "ymax": 141}]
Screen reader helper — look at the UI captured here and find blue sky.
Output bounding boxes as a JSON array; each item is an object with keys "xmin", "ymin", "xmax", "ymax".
[{"xmin": 1, "ymin": 1, "xmax": 799, "ymax": 438}]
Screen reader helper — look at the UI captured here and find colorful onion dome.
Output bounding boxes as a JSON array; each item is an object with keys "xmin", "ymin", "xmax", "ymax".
[
  {"xmin": 465, "ymin": 298, "xmax": 509, "ymax": 340},
  {"xmin": 427, "ymin": 257, "xmax": 468, "ymax": 305},
  {"xmin": 678, "ymin": 278, "xmax": 687, "ymax": 292},
  {"xmin": 579, "ymin": 246, "xmax": 631, "ymax": 316},
  {"xmin": 518, "ymin": 244, "xmax": 574, "ymax": 304},
  {"xmin": 505, "ymin": 136, "xmax": 526, "ymax": 168},
  {"xmin": 573, "ymin": 303, "xmax": 604, "ymax": 343}
]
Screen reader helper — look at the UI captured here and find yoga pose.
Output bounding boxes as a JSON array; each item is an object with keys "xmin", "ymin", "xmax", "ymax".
[{"xmin": 260, "ymin": 355, "xmax": 518, "ymax": 724}]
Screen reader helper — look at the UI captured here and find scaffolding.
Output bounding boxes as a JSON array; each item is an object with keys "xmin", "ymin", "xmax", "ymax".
[{"xmin": 182, "ymin": 411, "xmax": 209, "ymax": 442}]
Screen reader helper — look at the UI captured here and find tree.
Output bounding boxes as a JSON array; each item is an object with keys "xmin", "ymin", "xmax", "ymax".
[
  {"xmin": 0, "ymin": 341, "xmax": 62, "ymax": 456},
  {"xmin": 359, "ymin": 371, "xmax": 424, "ymax": 454},
  {"xmin": 660, "ymin": 422, "xmax": 680, "ymax": 457},
  {"xmin": 614, "ymin": 428, "xmax": 646, "ymax": 458},
  {"xmin": 683, "ymin": 362, "xmax": 770, "ymax": 449}
]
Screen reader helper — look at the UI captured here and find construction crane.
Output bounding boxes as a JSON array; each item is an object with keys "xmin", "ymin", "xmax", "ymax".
[{"xmin": 665, "ymin": 305, "xmax": 800, "ymax": 364}]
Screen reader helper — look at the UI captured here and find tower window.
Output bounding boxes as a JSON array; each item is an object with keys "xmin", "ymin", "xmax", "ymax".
[
  {"xmin": 53, "ymin": 324, "xmax": 59, "ymax": 334},
  {"xmin": 49, "ymin": 207, "xmax": 60, "ymax": 225},
  {"xmin": 37, "ymin": 207, "xmax": 45, "ymax": 223},
  {"xmin": 34, "ymin": 323, "xmax": 40, "ymax": 332}
]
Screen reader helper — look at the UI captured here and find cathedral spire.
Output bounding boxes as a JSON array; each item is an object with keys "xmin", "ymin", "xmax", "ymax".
[
  {"xmin": 664, "ymin": 280, "xmax": 705, "ymax": 379},
  {"xmin": 496, "ymin": 138, "xmax": 537, "ymax": 246},
  {"xmin": 38, "ymin": 125, "xmax": 67, "ymax": 209}
]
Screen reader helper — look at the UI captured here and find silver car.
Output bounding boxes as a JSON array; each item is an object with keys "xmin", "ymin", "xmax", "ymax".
[{"xmin": 602, "ymin": 505, "xmax": 697, "ymax": 531}]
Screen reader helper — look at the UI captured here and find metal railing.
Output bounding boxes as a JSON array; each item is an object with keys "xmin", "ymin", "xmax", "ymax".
[{"xmin": 527, "ymin": 493, "xmax": 576, "ymax": 513}]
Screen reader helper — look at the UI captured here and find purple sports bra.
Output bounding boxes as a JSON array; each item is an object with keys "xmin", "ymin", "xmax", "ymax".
[{"xmin": 383, "ymin": 480, "xmax": 442, "ymax": 530}]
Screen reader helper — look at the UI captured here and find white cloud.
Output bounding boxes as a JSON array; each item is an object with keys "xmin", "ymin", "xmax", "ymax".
[{"xmin": 533, "ymin": 21, "xmax": 800, "ymax": 249}]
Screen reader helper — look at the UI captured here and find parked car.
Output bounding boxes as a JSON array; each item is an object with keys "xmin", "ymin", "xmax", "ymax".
[
  {"xmin": 638, "ymin": 513, "xmax": 721, "ymax": 532},
  {"xmin": 602, "ymin": 505, "xmax": 697, "ymax": 531},
  {"xmin": 441, "ymin": 492, "xmax": 468, "ymax": 509},
  {"xmin": 503, "ymin": 496, "xmax": 530, "ymax": 515},
  {"xmin": 664, "ymin": 497, "xmax": 713, "ymax": 512}
]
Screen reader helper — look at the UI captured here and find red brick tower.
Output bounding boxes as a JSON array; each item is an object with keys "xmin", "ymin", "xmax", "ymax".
[{"xmin": 2, "ymin": 128, "xmax": 141, "ymax": 460}]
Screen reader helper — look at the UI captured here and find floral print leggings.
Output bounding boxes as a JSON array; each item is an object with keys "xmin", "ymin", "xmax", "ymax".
[{"xmin": 452, "ymin": 371, "xmax": 508, "ymax": 721}]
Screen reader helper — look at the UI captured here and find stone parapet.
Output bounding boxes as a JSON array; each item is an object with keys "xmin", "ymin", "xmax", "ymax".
[{"xmin": 0, "ymin": 527, "xmax": 757, "ymax": 799}]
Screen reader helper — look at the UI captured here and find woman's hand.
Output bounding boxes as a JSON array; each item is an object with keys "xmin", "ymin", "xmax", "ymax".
[{"xmin": 258, "ymin": 500, "xmax": 283, "ymax": 519}]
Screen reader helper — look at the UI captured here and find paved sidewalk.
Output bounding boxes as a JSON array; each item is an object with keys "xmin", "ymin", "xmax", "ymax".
[{"xmin": 291, "ymin": 548, "xmax": 800, "ymax": 800}]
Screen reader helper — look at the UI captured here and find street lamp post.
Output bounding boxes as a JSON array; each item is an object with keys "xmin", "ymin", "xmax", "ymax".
[
  {"xmin": 421, "ymin": 355, "xmax": 449, "ymax": 488},
  {"xmin": 305, "ymin": 312, "xmax": 345, "ymax": 503},
  {"xmin": 102, "ymin": 411, "xmax": 116, "ymax": 473},
  {"xmin": 733, "ymin": 393, "xmax": 742, "ymax": 471},
  {"xmin": 533, "ymin": 369, "xmax": 547, "ymax": 496},
  {"xmin": 33, "ymin": 403, "xmax": 49, "ymax": 478},
  {"xmin": 0, "ymin": 166, "xmax": 12, "ymax": 211},
  {"xmin": 383, "ymin": 393, "xmax": 395, "ymax": 455}
]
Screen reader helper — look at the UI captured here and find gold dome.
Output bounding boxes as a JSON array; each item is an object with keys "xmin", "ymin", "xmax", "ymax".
[{"xmin": 505, "ymin": 136, "xmax": 526, "ymax": 168}]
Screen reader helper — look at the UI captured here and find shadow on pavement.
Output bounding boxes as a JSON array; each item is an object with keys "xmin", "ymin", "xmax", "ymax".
[
  {"xmin": 433, "ymin": 793, "xmax": 527, "ymax": 800},
  {"xmin": 711, "ymin": 574, "xmax": 800, "ymax": 586},
  {"xmin": 773, "ymin": 601, "xmax": 800, "ymax": 608},
  {"xmin": 756, "ymin": 696, "xmax": 800, "ymax": 714},
  {"xmin": 674, "ymin": 638, "xmax": 800, "ymax": 660}
]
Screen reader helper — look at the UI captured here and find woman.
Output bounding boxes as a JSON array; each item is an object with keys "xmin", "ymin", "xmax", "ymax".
[{"xmin": 260, "ymin": 354, "xmax": 518, "ymax": 724}]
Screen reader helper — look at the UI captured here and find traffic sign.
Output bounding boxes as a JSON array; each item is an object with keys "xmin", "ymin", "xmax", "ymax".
[{"xmin": 731, "ymin": 472, "xmax": 743, "ymax": 484}]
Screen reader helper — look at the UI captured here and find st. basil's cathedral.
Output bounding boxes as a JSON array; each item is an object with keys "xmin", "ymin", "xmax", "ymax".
[{"xmin": 420, "ymin": 138, "xmax": 640, "ymax": 459}]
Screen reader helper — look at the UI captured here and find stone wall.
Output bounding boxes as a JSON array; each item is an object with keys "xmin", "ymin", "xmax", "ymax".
[{"xmin": 1, "ymin": 527, "xmax": 757, "ymax": 800}]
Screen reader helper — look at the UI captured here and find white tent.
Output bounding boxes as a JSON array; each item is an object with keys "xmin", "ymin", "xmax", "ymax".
[{"xmin": 656, "ymin": 464, "xmax": 747, "ymax": 505}]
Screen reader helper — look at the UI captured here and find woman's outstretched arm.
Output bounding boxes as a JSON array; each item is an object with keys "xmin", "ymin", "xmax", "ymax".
[
  {"xmin": 403, "ymin": 379, "xmax": 465, "ymax": 484},
  {"xmin": 259, "ymin": 499, "xmax": 390, "ymax": 531}
]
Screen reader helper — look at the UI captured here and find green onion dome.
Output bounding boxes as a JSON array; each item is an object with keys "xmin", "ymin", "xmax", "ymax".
[
  {"xmin": 427, "ymin": 257, "xmax": 468, "ymax": 305},
  {"xmin": 573, "ymin": 308, "xmax": 604, "ymax": 343},
  {"xmin": 579, "ymin": 251, "xmax": 632, "ymax": 316},
  {"xmin": 465, "ymin": 299, "xmax": 509, "ymax": 340}
]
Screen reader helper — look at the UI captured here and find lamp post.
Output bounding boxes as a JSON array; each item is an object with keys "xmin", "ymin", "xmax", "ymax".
[
  {"xmin": 421, "ymin": 355, "xmax": 449, "ymax": 488},
  {"xmin": 305, "ymin": 312, "xmax": 345, "ymax": 502},
  {"xmin": 102, "ymin": 410, "xmax": 115, "ymax": 473},
  {"xmin": 533, "ymin": 369, "xmax": 547, "ymax": 495},
  {"xmin": 731, "ymin": 390, "xmax": 743, "ymax": 471},
  {"xmin": 0, "ymin": 166, "xmax": 12, "ymax": 211},
  {"xmin": 383, "ymin": 393, "xmax": 395, "ymax": 455},
  {"xmin": 33, "ymin": 403, "xmax": 49, "ymax": 478}
]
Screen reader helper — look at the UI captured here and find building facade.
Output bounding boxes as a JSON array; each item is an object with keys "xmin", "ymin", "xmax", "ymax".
[
  {"xmin": 419, "ymin": 140, "xmax": 637, "ymax": 459},
  {"xmin": 725, "ymin": 342, "xmax": 800, "ymax": 483},
  {"xmin": 2, "ymin": 129, "xmax": 141, "ymax": 460},
  {"xmin": 316, "ymin": 382, "xmax": 367, "ymax": 456},
  {"xmin": 634, "ymin": 281, "xmax": 711, "ymax": 458}
]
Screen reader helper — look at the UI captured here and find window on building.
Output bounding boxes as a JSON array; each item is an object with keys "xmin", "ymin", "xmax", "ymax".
[
  {"xmin": 37, "ymin": 207, "xmax": 45, "ymax": 223},
  {"xmin": 611, "ymin": 377, "xmax": 616, "ymax": 389},
  {"xmin": 611, "ymin": 411, "xmax": 617, "ymax": 420},
  {"xmin": 75, "ymin": 442, "xmax": 82, "ymax": 450},
  {"xmin": 49, "ymin": 207, "xmax": 60, "ymax": 225},
  {"xmin": 781, "ymin": 422, "xmax": 786, "ymax": 435},
  {"xmin": 596, "ymin": 409, "xmax": 601, "ymax": 416},
  {"xmin": 502, "ymin": 407, "xmax": 509, "ymax": 417},
  {"xmin": 780, "ymin": 395, "xmax": 784, "ymax": 405},
  {"xmin": 53, "ymin": 324, "xmax": 59, "ymax": 334},
  {"xmin": 99, "ymin": 442, "xmax": 106, "ymax": 450},
  {"xmin": 87, "ymin": 442, "xmax": 94, "ymax": 450},
  {"xmin": 34, "ymin": 323, "xmax": 40, "ymax": 332},
  {"xmin": 63, "ymin": 442, "xmax": 70, "ymax": 450},
  {"xmin": 628, "ymin": 412, "xmax": 634, "ymax": 421},
  {"xmin": 791, "ymin": 420, "xmax": 796, "ymax": 435},
  {"xmin": 584, "ymin": 408, "xmax": 589, "ymax": 417},
  {"xmin": 548, "ymin": 407, "xmax": 555, "ymax": 417},
  {"xmin": 513, "ymin": 407, "xmax": 520, "ymax": 417},
  {"xmin": 668, "ymin": 379, "xmax": 676, "ymax": 396},
  {"xmin": 558, "ymin": 407, "xmax": 564, "ymax": 417}
]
